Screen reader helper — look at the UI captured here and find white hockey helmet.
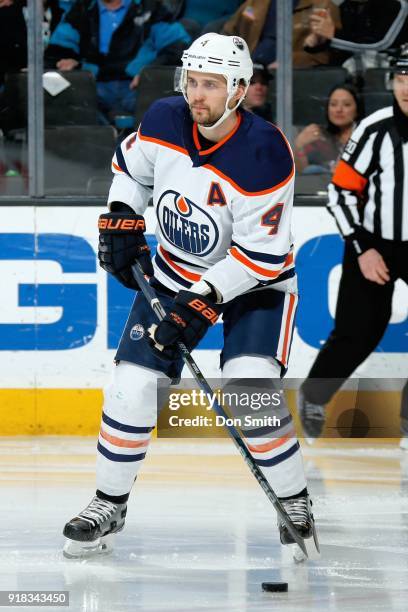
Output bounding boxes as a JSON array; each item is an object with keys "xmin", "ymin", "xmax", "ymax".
[{"xmin": 178, "ymin": 33, "xmax": 253, "ymax": 129}]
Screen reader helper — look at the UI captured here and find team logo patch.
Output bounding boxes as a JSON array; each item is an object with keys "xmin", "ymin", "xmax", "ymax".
[
  {"xmin": 345, "ymin": 139, "xmax": 357, "ymax": 155},
  {"xmin": 157, "ymin": 190, "xmax": 219, "ymax": 257},
  {"xmin": 233, "ymin": 37, "xmax": 245, "ymax": 51},
  {"xmin": 130, "ymin": 324, "xmax": 144, "ymax": 341}
]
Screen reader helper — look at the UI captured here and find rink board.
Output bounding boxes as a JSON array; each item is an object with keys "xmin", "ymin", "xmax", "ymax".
[
  {"xmin": 0, "ymin": 387, "xmax": 402, "ymax": 438},
  {"xmin": 0, "ymin": 205, "xmax": 406, "ymax": 434}
]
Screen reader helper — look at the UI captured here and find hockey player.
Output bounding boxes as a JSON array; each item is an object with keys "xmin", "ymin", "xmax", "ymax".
[
  {"xmin": 63, "ymin": 33, "xmax": 317, "ymax": 558},
  {"xmin": 298, "ymin": 46, "xmax": 408, "ymax": 441}
]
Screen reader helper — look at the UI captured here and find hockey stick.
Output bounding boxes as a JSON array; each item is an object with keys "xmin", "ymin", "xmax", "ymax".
[{"xmin": 131, "ymin": 263, "xmax": 308, "ymax": 558}]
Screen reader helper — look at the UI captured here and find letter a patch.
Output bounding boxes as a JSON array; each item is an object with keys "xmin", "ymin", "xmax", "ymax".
[{"xmin": 207, "ymin": 182, "xmax": 227, "ymax": 206}]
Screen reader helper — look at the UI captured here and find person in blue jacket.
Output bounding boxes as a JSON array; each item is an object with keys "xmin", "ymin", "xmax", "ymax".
[{"xmin": 44, "ymin": 0, "xmax": 191, "ymax": 122}]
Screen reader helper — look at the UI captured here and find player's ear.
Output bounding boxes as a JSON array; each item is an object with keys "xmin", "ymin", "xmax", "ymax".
[
  {"xmin": 228, "ymin": 79, "xmax": 247, "ymax": 109},
  {"xmin": 235, "ymin": 79, "xmax": 247, "ymax": 102}
]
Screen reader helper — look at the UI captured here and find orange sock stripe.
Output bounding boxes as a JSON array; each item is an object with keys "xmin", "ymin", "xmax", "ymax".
[
  {"xmin": 247, "ymin": 429, "xmax": 296, "ymax": 453},
  {"xmin": 100, "ymin": 428, "xmax": 150, "ymax": 449}
]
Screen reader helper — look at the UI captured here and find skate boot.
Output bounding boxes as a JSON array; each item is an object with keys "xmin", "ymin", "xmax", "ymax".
[
  {"xmin": 63, "ymin": 495, "xmax": 127, "ymax": 559},
  {"xmin": 278, "ymin": 494, "xmax": 320, "ymax": 562},
  {"xmin": 297, "ymin": 389, "xmax": 325, "ymax": 441}
]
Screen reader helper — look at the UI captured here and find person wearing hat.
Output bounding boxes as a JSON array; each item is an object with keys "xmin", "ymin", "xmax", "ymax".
[{"xmin": 298, "ymin": 45, "xmax": 408, "ymax": 445}]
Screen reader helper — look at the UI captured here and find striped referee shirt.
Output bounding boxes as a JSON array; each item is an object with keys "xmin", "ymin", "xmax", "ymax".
[{"xmin": 327, "ymin": 102, "xmax": 408, "ymax": 253}]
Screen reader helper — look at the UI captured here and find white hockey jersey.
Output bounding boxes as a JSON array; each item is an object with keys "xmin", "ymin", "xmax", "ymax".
[{"xmin": 108, "ymin": 96, "xmax": 296, "ymax": 302}]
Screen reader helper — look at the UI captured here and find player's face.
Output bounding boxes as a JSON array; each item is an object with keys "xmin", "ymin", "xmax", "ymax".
[
  {"xmin": 393, "ymin": 74, "xmax": 408, "ymax": 116},
  {"xmin": 186, "ymin": 71, "xmax": 231, "ymax": 127},
  {"xmin": 328, "ymin": 89, "xmax": 358, "ymax": 129}
]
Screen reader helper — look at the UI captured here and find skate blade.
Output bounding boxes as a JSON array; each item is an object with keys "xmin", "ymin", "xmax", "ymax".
[
  {"xmin": 63, "ymin": 534, "xmax": 115, "ymax": 559},
  {"xmin": 291, "ymin": 532, "xmax": 320, "ymax": 563}
]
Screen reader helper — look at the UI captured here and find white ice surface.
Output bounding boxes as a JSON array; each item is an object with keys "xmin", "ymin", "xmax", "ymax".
[{"xmin": 1, "ymin": 437, "xmax": 408, "ymax": 612}]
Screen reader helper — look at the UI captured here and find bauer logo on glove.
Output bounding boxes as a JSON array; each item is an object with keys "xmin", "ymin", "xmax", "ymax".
[
  {"xmin": 98, "ymin": 216, "xmax": 146, "ymax": 232},
  {"xmin": 98, "ymin": 210, "xmax": 153, "ymax": 290},
  {"xmin": 148, "ymin": 290, "xmax": 221, "ymax": 361}
]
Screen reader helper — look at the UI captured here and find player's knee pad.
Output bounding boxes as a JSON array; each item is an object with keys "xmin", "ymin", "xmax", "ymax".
[
  {"xmin": 103, "ymin": 360, "xmax": 170, "ymax": 427},
  {"xmin": 222, "ymin": 355, "xmax": 281, "ymax": 381}
]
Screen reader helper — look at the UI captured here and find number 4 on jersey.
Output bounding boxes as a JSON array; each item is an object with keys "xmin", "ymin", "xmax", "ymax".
[{"xmin": 261, "ymin": 203, "xmax": 284, "ymax": 235}]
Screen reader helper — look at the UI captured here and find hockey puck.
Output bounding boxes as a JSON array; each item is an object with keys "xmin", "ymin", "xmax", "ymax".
[{"xmin": 261, "ymin": 582, "xmax": 288, "ymax": 592}]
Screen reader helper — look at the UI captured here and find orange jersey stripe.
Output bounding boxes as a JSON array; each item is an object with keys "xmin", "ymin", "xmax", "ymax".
[
  {"xmin": 280, "ymin": 293, "xmax": 296, "ymax": 367},
  {"xmin": 138, "ymin": 132, "xmax": 189, "ymax": 156},
  {"xmin": 230, "ymin": 248, "xmax": 294, "ymax": 278},
  {"xmin": 193, "ymin": 113, "xmax": 242, "ymax": 156},
  {"xmin": 274, "ymin": 123, "xmax": 295, "ymax": 163},
  {"xmin": 203, "ymin": 161, "xmax": 294, "ymax": 197},
  {"xmin": 192, "ymin": 121, "xmax": 201, "ymax": 150},
  {"xmin": 247, "ymin": 429, "xmax": 296, "ymax": 453},
  {"xmin": 332, "ymin": 159, "xmax": 368, "ymax": 195},
  {"xmin": 138, "ymin": 132, "xmax": 294, "ymax": 197},
  {"xmin": 159, "ymin": 246, "xmax": 202, "ymax": 282},
  {"xmin": 100, "ymin": 428, "xmax": 150, "ymax": 449},
  {"xmin": 112, "ymin": 161, "xmax": 124, "ymax": 173}
]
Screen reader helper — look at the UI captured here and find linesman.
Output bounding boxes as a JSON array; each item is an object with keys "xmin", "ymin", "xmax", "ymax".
[{"xmin": 298, "ymin": 45, "xmax": 408, "ymax": 440}]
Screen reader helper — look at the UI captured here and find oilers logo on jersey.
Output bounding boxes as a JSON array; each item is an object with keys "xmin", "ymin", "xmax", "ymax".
[{"xmin": 157, "ymin": 190, "xmax": 219, "ymax": 257}]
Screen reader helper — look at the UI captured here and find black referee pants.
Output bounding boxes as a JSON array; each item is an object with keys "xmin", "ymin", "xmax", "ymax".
[{"xmin": 301, "ymin": 238, "xmax": 408, "ymax": 406}]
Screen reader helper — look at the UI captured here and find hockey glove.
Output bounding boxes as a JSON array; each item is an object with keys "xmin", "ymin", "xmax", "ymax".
[
  {"xmin": 148, "ymin": 290, "xmax": 221, "ymax": 361},
  {"xmin": 98, "ymin": 212, "xmax": 154, "ymax": 290}
]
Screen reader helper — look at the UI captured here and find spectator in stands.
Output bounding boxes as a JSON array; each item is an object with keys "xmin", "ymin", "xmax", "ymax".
[
  {"xmin": 0, "ymin": 0, "xmax": 27, "ymax": 88},
  {"xmin": 44, "ymin": 1, "xmax": 64, "ymax": 36},
  {"xmin": 44, "ymin": 0, "xmax": 191, "ymax": 123},
  {"xmin": 305, "ymin": 0, "xmax": 408, "ymax": 65},
  {"xmin": 0, "ymin": 0, "xmax": 27, "ymax": 160},
  {"xmin": 294, "ymin": 83, "xmax": 364, "ymax": 174},
  {"xmin": 58, "ymin": 0, "xmax": 75, "ymax": 14},
  {"xmin": 223, "ymin": 0, "xmax": 341, "ymax": 69},
  {"xmin": 167, "ymin": 0, "xmax": 242, "ymax": 39},
  {"xmin": 242, "ymin": 64, "xmax": 274, "ymax": 121}
]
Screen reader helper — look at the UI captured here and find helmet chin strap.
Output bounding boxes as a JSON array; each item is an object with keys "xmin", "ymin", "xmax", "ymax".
[
  {"xmin": 198, "ymin": 94, "xmax": 244, "ymax": 131},
  {"xmin": 181, "ymin": 70, "xmax": 249, "ymax": 132}
]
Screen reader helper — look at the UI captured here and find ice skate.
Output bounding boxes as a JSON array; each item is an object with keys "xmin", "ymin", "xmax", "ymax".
[
  {"xmin": 297, "ymin": 389, "xmax": 325, "ymax": 443},
  {"xmin": 63, "ymin": 495, "xmax": 127, "ymax": 559},
  {"xmin": 278, "ymin": 494, "xmax": 320, "ymax": 562}
]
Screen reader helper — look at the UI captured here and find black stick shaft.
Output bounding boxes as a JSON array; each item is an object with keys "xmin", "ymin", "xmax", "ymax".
[{"xmin": 131, "ymin": 263, "xmax": 307, "ymax": 557}]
